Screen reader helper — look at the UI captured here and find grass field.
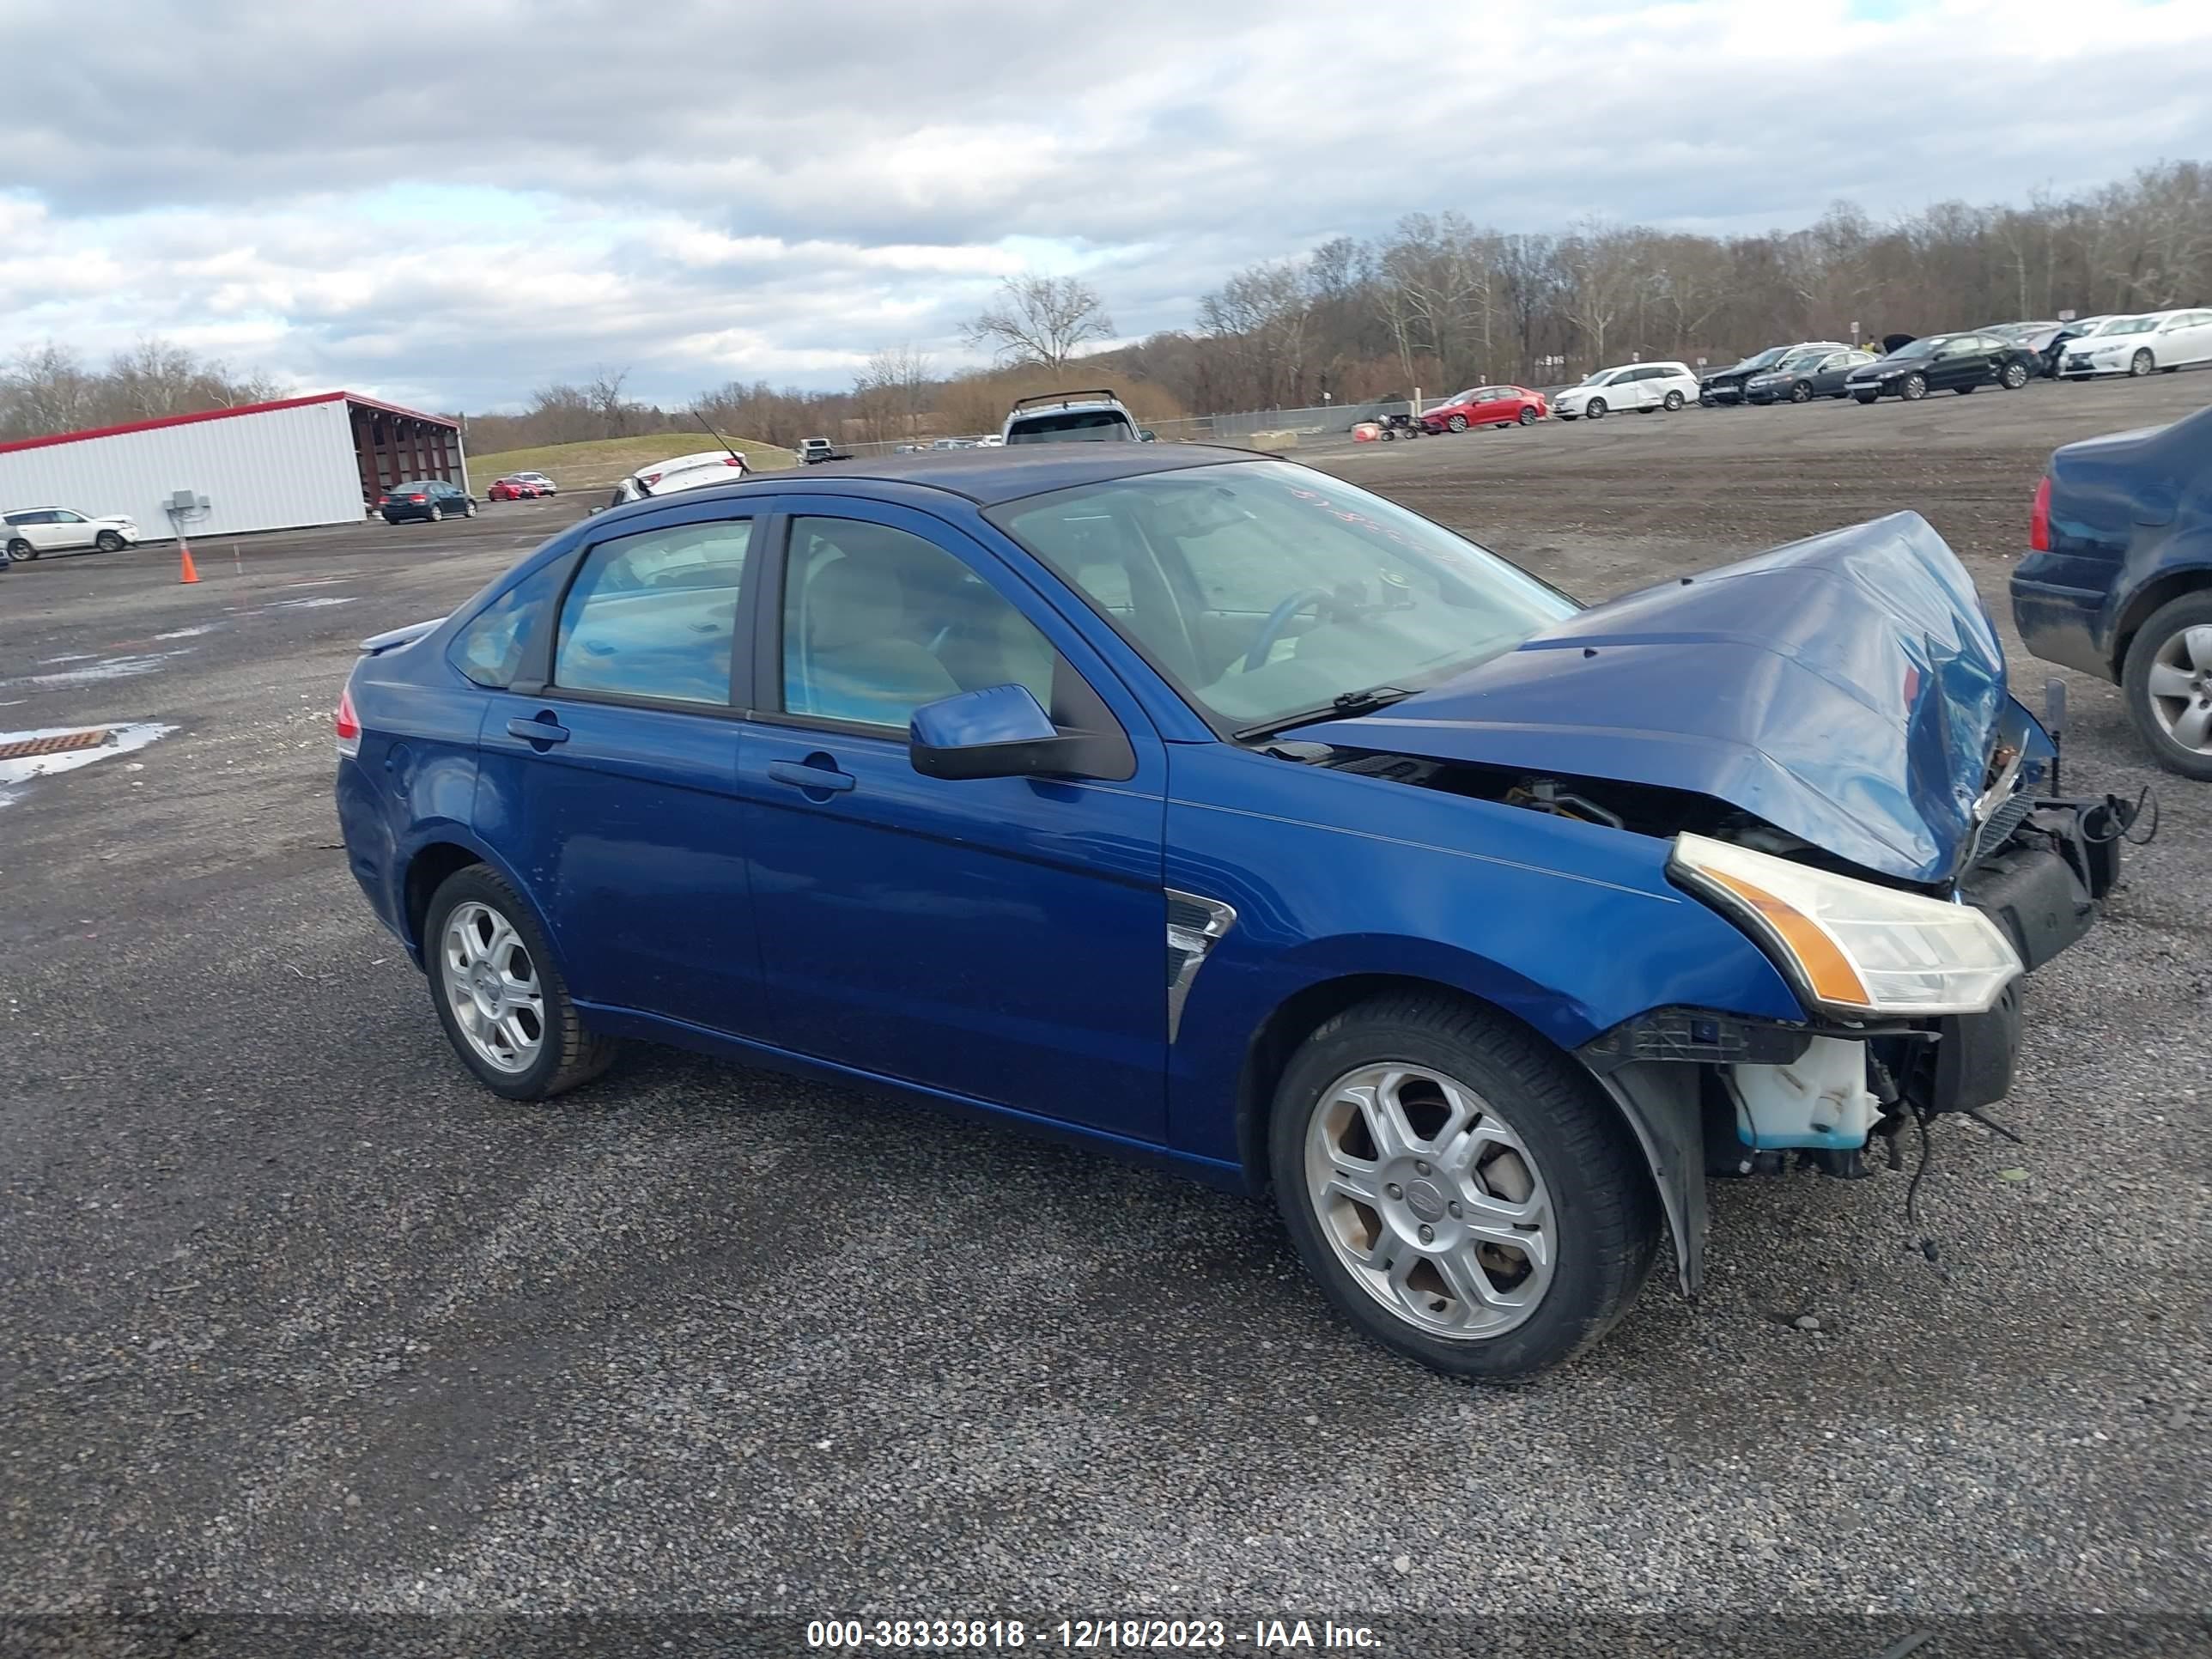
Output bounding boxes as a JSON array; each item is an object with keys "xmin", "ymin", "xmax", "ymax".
[{"xmin": 469, "ymin": 433, "xmax": 796, "ymax": 490}]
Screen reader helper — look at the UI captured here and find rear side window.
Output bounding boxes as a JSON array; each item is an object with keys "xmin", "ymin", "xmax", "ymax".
[
  {"xmin": 553, "ymin": 519, "xmax": 753, "ymax": 705},
  {"xmin": 450, "ymin": 560, "xmax": 564, "ymax": 689}
]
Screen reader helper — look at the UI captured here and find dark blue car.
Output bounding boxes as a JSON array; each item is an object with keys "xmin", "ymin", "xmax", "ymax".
[
  {"xmin": 2012, "ymin": 403, "xmax": 2212, "ymax": 780},
  {"xmin": 336, "ymin": 446, "xmax": 2130, "ymax": 1377}
]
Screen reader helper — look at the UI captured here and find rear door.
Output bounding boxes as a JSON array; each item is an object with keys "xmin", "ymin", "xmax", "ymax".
[
  {"xmin": 474, "ymin": 501, "xmax": 769, "ymax": 1039},
  {"xmin": 2163, "ymin": 310, "xmax": 2212, "ymax": 367},
  {"xmin": 737, "ymin": 500, "xmax": 1170, "ymax": 1140}
]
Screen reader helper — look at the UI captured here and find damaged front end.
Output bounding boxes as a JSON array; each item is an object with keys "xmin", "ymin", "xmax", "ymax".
[{"xmin": 1277, "ymin": 513, "xmax": 2146, "ymax": 1294}]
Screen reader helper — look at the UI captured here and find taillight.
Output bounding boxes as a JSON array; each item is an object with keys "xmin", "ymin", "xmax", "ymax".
[
  {"xmin": 410, "ymin": 494, "xmax": 428, "ymax": 503},
  {"xmin": 725, "ymin": 456, "xmax": 744, "ymax": 467},
  {"xmin": 335, "ymin": 685, "xmax": 362, "ymax": 757},
  {"xmin": 2029, "ymin": 476, "xmax": 2051, "ymax": 551},
  {"xmin": 641, "ymin": 471, "xmax": 662, "ymax": 486}
]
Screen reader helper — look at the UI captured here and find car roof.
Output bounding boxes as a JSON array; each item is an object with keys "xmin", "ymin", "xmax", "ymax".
[{"xmin": 623, "ymin": 442, "xmax": 1264, "ymax": 511}]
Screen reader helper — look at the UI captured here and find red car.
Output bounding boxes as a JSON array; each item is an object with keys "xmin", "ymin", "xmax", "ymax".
[
  {"xmin": 1418, "ymin": 385, "xmax": 1547, "ymax": 434},
  {"xmin": 487, "ymin": 477, "xmax": 543, "ymax": 501}
]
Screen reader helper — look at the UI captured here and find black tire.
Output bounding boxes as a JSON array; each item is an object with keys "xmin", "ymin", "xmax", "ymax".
[
  {"xmin": 1662, "ymin": 389, "xmax": 1685, "ymax": 411},
  {"xmin": 2130, "ymin": 349, "xmax": 2154, "ymax": 378},
  {"xmin": 1517, "ymin": 406, "xmax": 1537, "ymax": 427},
  {"xmin": 1789, "ymin": 381, "xmax": 1813, "ymax": 404},
  {"xmin": 1267, "ymin": 992, "xmax": 1661, "ymax": 1380},
  {"xmin": 2121, "ymin": 590, "xmax": 2212, "ymax": 781},
  {"xmin": 1853, "ymin": 392, "xmax": 1879, "ymax": 404},
  {"xmin": 2001, "ymin": 361, "xmax": 2029, "ymax": 390},
  {"xmin": 462, "ymin": 499, "xmax": 477, "ymax": 518},
  {"xmin": 5, "ymin": 538, "xmax": 33, "ymax": 562},
  {"xmin": 1558, "ymin": 413, "xmax": 1577, "ymax": 422},
  {"xmin": 422, "ymin": 865, "xmax": 619, "ymax": 1100},
  {"xmin": 1954, "ymin": 384, "xmax": 1976, "ymax": 395},
  {"xmin": 427, "ymin": 504, "xmax": 444, "ymax": 523},
  {"xmin": 1446, "ymin": 414, "xmax": 1468, "ymax": 433},
  {"xmin": 1586, "ymin": 398, "xmax": 1608, "ymax": 420},
  {"xmin": 1901, "ymin": 373, "xmax": 1928, "ymax": 401},
  {"xmin": 94, "ymin": 530, "xmax": 125, "ymax": 552},
  {"xmin": 1379, "ymin": 427, "xmax": 1396, "ymax": 441}
]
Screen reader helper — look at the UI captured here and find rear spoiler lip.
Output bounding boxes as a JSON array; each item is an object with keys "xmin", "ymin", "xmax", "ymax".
[
  {"xmin": 1008, "ymin": 388, "xmax": 1121, "ymax": 410},
  {"xmin": 358, "ymin": 617, "xmax": 446, "ymax": 656}
]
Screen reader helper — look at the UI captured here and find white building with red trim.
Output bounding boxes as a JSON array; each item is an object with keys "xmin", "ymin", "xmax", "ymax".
[{"xmin": 0, "ymin": 392, "xmax": 467, "ymax": 541}]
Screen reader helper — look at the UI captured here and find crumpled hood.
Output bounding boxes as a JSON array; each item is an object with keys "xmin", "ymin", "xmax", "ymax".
[{"xmin": 1291, "ymin": 513, "xmax": 2009, "ymax": 883}]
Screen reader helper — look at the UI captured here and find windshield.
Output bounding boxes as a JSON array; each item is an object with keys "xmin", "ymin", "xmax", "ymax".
[
  {"xmin": 1772, "ymin": 349, "xmax": 1829, "ymax": 369},
  {"xmin": 2103, "ymin": 317, "xmax": 2155, "ymax": 336},
  {"xmin": 1738, "ymin": 348, "xmax": 1789, "ymax": 372},
  {"xmin": 990, "ymin": 460, "xmax": 1577, "ymax": 732},
  {"xmin": 1887, "ymin": 337, "xmax": 1944, "ymax": 360}
]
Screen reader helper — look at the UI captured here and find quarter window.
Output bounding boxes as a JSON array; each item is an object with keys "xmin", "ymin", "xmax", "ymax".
[
  {"xmin": 781, "ymin": 517, "xmax": 1059, "ymax": 728},
  {"xmin": 450, "ymin": 559, "xmax": 565, "ymax": 690},
  {"xmin": 552, "ymin": 519, "xmax": 752, "ymax": 705}
]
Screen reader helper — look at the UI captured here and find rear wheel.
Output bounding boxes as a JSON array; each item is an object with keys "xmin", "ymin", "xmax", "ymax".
[
  {"xmin": 1586, "ymin": 398, "xmax": 1608, "ymax": 420},
  {"xmin": 2130, "ymin": 349, "xmax": 2154, "ymax": 378},
  {"xmin": 5, "ymin": 539, "xmax": 33, "ymax": 562},
  {"xmin": 1662, "ymin": 389, "xmax": 1685, "ymax": 410},
  {"xmin": 1268, "ymin": 993, "xmax": 1660, "ymax": 1380},
  {"xmin": 1517, "ymin": 406, "xmax": 1537, "ymax": 427},
  {"xmin": 2122, "ymin": 592, "xmax": 2212, "ymax": 781},
  {"xmin": 1446, "ymin": 414, "xmax": 1468, "ymax": 433},
  {"xmin": 1901, "ymin": 374, "xmax": 1928, "ymax": 401},
  {"xmin": 423, "ymin": 865, "xmax": 620, "ymax": 1099},
  {"xmin": 1853, "ymin": 392, "xmax": 1879, "ymax": 404},
  {"xmin": 2001, "ymin": 361, "xmax": 2029, "ymax": 390}
]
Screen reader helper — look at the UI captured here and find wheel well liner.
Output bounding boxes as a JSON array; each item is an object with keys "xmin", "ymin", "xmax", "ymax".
[{"xmin": 403, "ymin": 842, "xmax": 484, "ymax": 953}]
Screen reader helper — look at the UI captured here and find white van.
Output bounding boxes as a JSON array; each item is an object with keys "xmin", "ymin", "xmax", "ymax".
[{"xmin": 1552, "ymin": 362, "xmax": 1700, "ymax": 421}]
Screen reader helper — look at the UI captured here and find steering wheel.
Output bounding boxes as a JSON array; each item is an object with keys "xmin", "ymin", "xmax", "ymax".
[{"xmin": 1241, "ymin": 587, "xmax": 1335, "ymax": 673}]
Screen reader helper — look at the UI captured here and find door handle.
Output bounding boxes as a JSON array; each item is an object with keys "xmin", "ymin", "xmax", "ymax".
[
  {"xmin": 507, "ymin": 715, "xmax": 570, "ymax": 745},
  {"xmin": 767, "ymin": 758, "xmax": 855, "ymax": 793}
]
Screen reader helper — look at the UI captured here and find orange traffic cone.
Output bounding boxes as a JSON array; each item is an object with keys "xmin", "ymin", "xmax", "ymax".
[{"xmin": 178, "ymin": 539, "xmax": 199, "ymax": 585}]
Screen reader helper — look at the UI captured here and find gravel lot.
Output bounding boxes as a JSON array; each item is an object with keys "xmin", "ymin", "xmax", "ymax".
[{"xmin": 2, "ymin": 380, "xmax": 2207, "ymax": 1655}]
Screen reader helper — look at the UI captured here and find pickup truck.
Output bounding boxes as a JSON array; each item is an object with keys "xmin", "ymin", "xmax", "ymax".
[{"xmin": 798, "ymin": 437, "xmax": 848, "ymax": 465}]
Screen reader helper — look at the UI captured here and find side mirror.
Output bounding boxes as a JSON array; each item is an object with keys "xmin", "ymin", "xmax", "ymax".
[
  {"xmin": 1139, "ymin": 428, "xmax": 1158, "ymax": 442},
  {"xmin": 909, "ymin": 684, "xmax": 1127, "ymax": 781}
]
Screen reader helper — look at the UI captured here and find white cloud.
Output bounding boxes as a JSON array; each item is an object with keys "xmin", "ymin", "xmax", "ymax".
[{"xmin": 1, "ymin": 0, "xmax": 2208, "ymax": 408}]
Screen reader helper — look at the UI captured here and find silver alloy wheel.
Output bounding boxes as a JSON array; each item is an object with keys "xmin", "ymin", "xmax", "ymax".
[
  {"xmin": 428, "ymin": 504, "xmax": 443, "ymax": 522},
  {"xmin": 1304, "ymin": 1062, "xmax": 1556, "ymax": 1340},
  {"xmin": 439, "ymin": 900, "xmax": 545, "ymax": 1073},
  {"xmin": 2145, "ymin": 623, "xmax": 2212, "ymax": 754},
  {"xmin": 2130, "ymin": 350, "xmax": 2154, "ymax": 377}
]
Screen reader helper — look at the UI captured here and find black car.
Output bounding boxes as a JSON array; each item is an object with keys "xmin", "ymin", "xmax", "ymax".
[
  {"xmin": 2013, "ymin": 403, "xmax": 2212, "ymax": 779},
  {"xmin": 1844, "ymin": 333, "xmax": 2038, "ymax": 402},
  {"xmin": 378, "ymin": 479, "xmax": 475, "ymax": 525},
  {"xmin": 1743, "ymin": 345, "xmax": 1880, "ymax": 404},
  {"xmin": 1697, "ymin": 346, "xmax": 1789, "ymax": 406}
]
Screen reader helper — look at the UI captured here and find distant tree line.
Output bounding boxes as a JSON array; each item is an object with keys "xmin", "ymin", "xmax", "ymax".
[
  {"xmin": 6, "ymin": 161, "xmax": 2206, "ymax": 453},
  {"xmin": 0, "ymin": 337, "xmax": 281, "ymax": 441},
  {"xmin": 1122, "ymin": 160, "xmax": 2212, "ymax": 409}
]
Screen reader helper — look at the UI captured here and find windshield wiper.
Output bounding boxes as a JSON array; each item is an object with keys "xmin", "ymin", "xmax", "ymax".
[{"xmin": 1236, "ymin": 684, "xmax": 1416, "ymax": 743}]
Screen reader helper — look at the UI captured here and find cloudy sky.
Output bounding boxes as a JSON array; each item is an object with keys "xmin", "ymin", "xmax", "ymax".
[{"xmin": 5, "ymin": 0, "xmax": 2209, "ymax": 414}]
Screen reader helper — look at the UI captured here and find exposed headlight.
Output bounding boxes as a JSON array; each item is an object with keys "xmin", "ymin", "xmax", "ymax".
[{"xmin": 1668, "ymin": 832, "xmax": 2021, "ymax": 1017}]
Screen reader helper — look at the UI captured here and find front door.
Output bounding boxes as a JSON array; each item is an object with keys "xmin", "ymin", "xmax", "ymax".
[
  {"xmin": 475, "ymin": 504, "xmax": 769, "ymax": 1039},
  {"xmin": 738, "ymin": 501, "xmax": 1170, "ymax": 1142}
]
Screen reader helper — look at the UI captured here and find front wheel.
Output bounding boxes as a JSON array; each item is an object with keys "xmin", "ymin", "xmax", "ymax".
[
  {"xmin": 1517, "ymin": 406, "xmax": 1537, "ymax": 427},
  {"xmin": 1954, "ymin": 384, "xmax": 1976, "ymax": 396},
  {"xmin": 1662, "ymin": 390, "xmax": 1685, "ymax": 411},
  {"xmin": 1268, "ymin": 994, "xmax": 1660, "ymax": 1380},
  {"xmin": 1446, "ymin": 414, "xmax": 1468, "ymax": 433},
  {"xmin": 1853, "ymin": 392, "xmax": 1879, "ymax": 404},
  {"xmin": 94, "ymin": 530, "xmax": 125, "ymax": 552},
  {"xmin": 2122, "ymin": 591, "xmax": 2212, "ymax": 781},
  {"xmin": 463, "ymin": 500, "xmax": 477, "ymax": 518},
  {"xmin": 2130, "ymin": 350, "xmax": 2154, "ymax": 377},
  {"xmin": 1790, "ymin": 381, "xmax": 1813, "ymax": 404},
  {"xmin": 1585, "ymin": 398, "xmax": 1608, "ymax": 420},
  {"xmin": 424, "ymin": 866, "xmax": 620, "ymax": 1099},
  {"xmin": 1901, "ymin": 374, "xmax": 1928, "ymax": 401},
  {"xmin": 2001, "ymin": 361, "xmax": 2029, "ymax": 390}
]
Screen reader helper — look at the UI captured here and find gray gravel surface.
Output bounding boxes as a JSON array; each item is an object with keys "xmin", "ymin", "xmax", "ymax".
[{"xmin": 1, "ymin": 382, "xmax": 2207, "ymax": 1650}]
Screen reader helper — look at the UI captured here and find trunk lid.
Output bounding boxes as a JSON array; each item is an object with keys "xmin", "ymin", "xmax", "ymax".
[{"xmin": 1290, "ymin": 512, "xmax": 2008, "ymax": 883}]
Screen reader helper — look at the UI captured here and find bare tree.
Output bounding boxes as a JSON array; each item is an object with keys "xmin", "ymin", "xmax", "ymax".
[
  {"xmin": 963, "ymin": 274, "xmax": 1114, "ymax": 373},
  {"xmin": 585, "ymin": 365, "xmax": 634, "ymax": 437}
]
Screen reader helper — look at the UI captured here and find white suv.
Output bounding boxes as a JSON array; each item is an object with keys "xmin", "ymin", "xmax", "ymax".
[
  {"xmin": 1552, "ymin": 362, "xmax": 1699, "ymax": 422},
  {"xmin": 1002, "ymin": 389, "xmax": 1143, "ymax": 444}
]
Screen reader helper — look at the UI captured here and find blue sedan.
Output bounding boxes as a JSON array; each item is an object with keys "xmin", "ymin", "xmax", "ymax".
[{"xmin": 336, "ymin": 445, "xmax": 2130, "ymax": 1376}]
